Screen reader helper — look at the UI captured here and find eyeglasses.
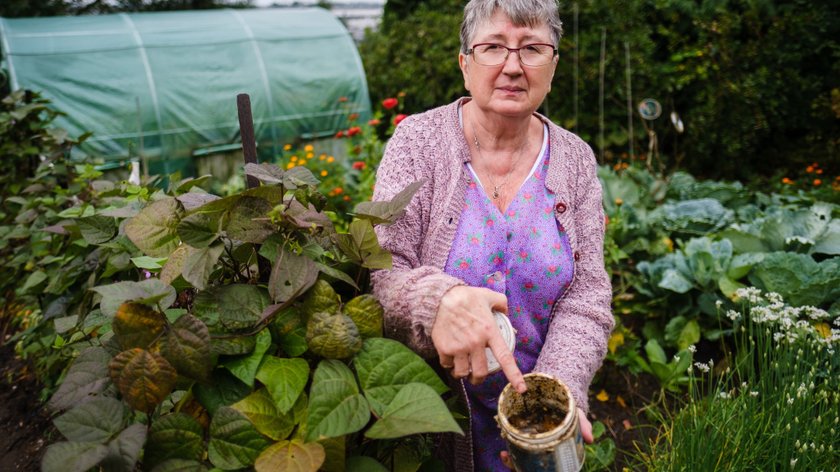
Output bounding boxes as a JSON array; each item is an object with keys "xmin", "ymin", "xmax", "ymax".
[{"xmin": 467, "ymin": 43, "xmax": 558, "ymax": 67}]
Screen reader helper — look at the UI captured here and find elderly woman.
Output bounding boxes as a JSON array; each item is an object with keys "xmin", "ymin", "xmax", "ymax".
[{"xmin": 371, "ymin": 0, "xmax": 613, "ymax": 469}]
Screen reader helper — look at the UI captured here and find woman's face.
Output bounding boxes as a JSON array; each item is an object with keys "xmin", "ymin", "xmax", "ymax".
[{"xmin": 459, "ymin": 10, "xmax": 557, "ymax": 120}]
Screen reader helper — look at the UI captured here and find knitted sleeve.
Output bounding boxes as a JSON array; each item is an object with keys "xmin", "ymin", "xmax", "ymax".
[
  {"xmin": 370, "ymin": 118, "xmax": 465, "ymax": 359},
  {"xmin": 534, "ymin": 142, "xmax": 614, "ymax": 413}
]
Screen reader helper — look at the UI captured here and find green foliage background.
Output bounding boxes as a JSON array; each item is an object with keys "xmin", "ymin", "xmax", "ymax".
[{"xmin": 361, "ymin": 0, "xmax": 840, "ymax": 181}]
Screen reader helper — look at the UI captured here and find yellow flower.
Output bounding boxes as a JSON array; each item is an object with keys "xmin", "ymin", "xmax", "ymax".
[
  {"xmin": 283, "ymin": 144, "xmax": 292, "ymax": 151},
  {"xmin": 596, "ymin": 390, "xmax": 609, "ymax": 402},
  {"xmin": 319, "ymin": 154, "xmax": 327, "ymax": 161},
  {"xmin": 327, "ymin": 156, "xmax": 335, "ymax": 163},
  {"xmin": 286, "ymin": 163, "xmax": 295, "ymax": 169},
  {"xmin": 614, "ymin": 197, "xmax": 624, "ymax": 206},
  {"xmin": 608, "ymin": 332, "xmax": 624, "ymax": 354},
  {"xmin": 320, "ymin": 170, "xmax": 328, "ymax": 177},
  {"xmin": 306, "ymin": 152, "xmax": 314, "ymax": 159},
  {"xmin": 290, "ymin": 155, "xmax": 298, "ymax": 162},
  {"xmin": 814, "ymin": 322, "xmax": 831, "ymax": 339},
  {"xmin": 304, "ymin": 144, "xmax": 314, "ymax": 152}
]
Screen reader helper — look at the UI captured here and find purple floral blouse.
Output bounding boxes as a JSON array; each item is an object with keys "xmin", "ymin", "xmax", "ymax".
[{"xmin": 443, "ymin": 136, "xmax": 575, "ymax": 471}]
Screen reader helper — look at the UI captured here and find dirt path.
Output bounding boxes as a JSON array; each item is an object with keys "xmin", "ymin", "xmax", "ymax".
[{"xmin": 0, "ymin": 340, "xmax": 54, "ymax": 471}]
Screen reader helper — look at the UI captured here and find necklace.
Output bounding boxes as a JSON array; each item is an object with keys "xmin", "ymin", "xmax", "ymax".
[{"xmin": 471, "ymin": 124, "xmax": 528, "ymax": 200}]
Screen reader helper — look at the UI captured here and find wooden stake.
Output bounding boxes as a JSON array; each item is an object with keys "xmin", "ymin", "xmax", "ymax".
[{"xmin": 237, "ymin": 93, "xmax": 260, "ymax": 189}]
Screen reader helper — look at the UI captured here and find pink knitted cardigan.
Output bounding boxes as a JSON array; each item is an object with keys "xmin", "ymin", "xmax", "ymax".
[{"xmin": 371, "ymin": 98, "xmax": 614, "ymax": 414}]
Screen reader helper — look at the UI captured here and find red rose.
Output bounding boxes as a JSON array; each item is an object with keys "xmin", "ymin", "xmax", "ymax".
[
  {"xmin": 335, "ymin": 130, "xmax": 345, "ymax": 138},
  {"xmin": 352, "ymin": 161, "xmax": 366, "ymax": 170},
  {"xmin": 382, "ymin": 97, "xmax": 398, "ymax": 110},
  {"xmin": 393, "ymin": 114, "xmax": 407, "ymax": 126},
  {"xmin": 346, "ymin": 126, "xmax": 362, "ymax": 137}
]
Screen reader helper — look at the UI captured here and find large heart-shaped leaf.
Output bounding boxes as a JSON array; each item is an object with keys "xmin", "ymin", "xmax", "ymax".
[
  {"xmin": 53, "ymin": 397, "xmax": 127, "ymax": 442},
  {"xmin": 144, "ymin": 413, "xmax": 205, "ymax": 469},
  {"xmin": 208, "ymin": 406, "xmax": 272, "ymax": 470},
  {"xmin": 354, "ymin": 338, "xmax": 448, "ymax": 416},
  {"xmin": 232, "ymin": 388, "xmax": 295, "ymax": 441},
  {"xmin": 364, "ymin": 383, "xmax": 461, "ymax": 439},
  {"xmin": 49, "ymin": 347, "xmax": 112, "ymax": 412},
  {"xmin": 318, "ymin": 436, "xmax": 346, "ymax": 472},
  {"xmin": 112, "ymin": 302, "xmax": 166, "ymax": 350},
  {"xmin": 100, "ymin": 423, "xmax": 147, "ymax": 471},
  {"xmin": 272, "ymin": 308, "xmax": 308, "ymax": 357},
  {"xmin": 149, "ymin": 458, "xmax": 209, "ymax": 472},
  {"xmin": 41, "ymin": 441, "xmax": 109, "ymax": 472},
  {"xmin": 222, "ymin": 329, "xmax": 271, "ymax": 387},
  {"xmin": 306, "ymin": 312, "xmax": 362, "ymax": 360},
  {"xmin": 160, "ymin": 246, "xmax": 188, "ymax": 285},
  {"xmin": 194, "ymin": 370, "xmax": 251, "ymax": 416},
  {"xmin": 335, "ymin": 219, "xmax": 392, "ymax": 270},
  {"xmin": 125, "ymin": 198, "xmax": 185, "ymax": 257},
  {"xmin": 216, "ymin": 284, "xmax": 271, "ymax": 330},
  {"xmin": 91, "ymin": 279, "xmax": 176, "ymax": 317},
  {"xmin": 305, "ymin": 360, "xmax": 370, "ymax": 442},
  {"xmin": 300, "ymin": 280, "xmax": 341, "ymax": 320},
  {"xmin": 227, "ymin": 196, "xmax": 275, "ymax": 244},
  {"xmin": 255, "ymin": 356, "xmax": 309, "ymax": 414},
  {"xmin": 178, "ymin": 211, "xmax": 222, "ymax": 248},
  {"xmin": 343, "ymin": 295, "xmax": 383, "ymax": 339},
  {"xmin": 244, "ymin": 163, "xmax": 285, "ymax": 184},
  {"xmin": 109, "ymin": 348, "xmax": 178, "ymax": 413},
  {"xmin": 78, "ymin": 215, "xmax": 116, "ymax": 244},
  {"xmin": 353, "ymin": 180, "xmax": 424, "ymax": 225},
  {"xmin": 269, "ymin": 249, "xmax": 319, "ymax": 304},
  {"xmin": 182, "ymin": 244, "xmax": 224, "ymax": 290},
  {"xmin": 254, "ymin": 440, "xmax": 325, "ymax": 472},
  {"xmin": 161, "ymin": 314, "xmax": 212, "ymax": 382}
]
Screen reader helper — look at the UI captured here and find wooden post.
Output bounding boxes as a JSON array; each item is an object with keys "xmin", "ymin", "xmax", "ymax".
[{"xmin": 237, "ymin": 93, "xmax": 260, "ymax": 189}]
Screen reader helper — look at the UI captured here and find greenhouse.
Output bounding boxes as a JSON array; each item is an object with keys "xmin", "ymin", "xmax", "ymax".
[{"xmin": 0, "ymin": 7, "xmax": 371, "ymax": 175}]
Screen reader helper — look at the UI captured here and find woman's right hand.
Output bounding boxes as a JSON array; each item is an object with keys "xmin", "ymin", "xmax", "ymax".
[{"xmin": 432, "ymin": 286, "xmax": 527, "ymax": 393}]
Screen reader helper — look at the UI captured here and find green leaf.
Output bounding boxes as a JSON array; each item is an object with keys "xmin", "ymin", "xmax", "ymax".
[
  {"xmin": 208, "ymin": 406, "xmax": 272, "ymax": 470},
  {"xmin": 125, "ymin": 198, "xmax": 185, "ymax": 257},
  {"xmin": 318, "ymin": 436, "xmax": 346, "ymax": 472},
  {"xmin": 53, "ymin": 397, "xmax": 127, "ymax": 443},
  {"xmin": 41, "ymin": 441, "xmax": 109, "ymax": 472},
  {"xmin": 144, "ymin": 413, "xmax": 205, "ymax": 469},
  {"xmin": 182, "ymin": 243, "xmax": 224, "ymax": 290},
  {"xmin": 150, "ymin": 458, "xmax": 209, "ymax": 472},
  {"xmin": 354, "ymin": 338, "xmax": 448, "ymax": 416},
  {"xmin": 49, "ymin": 347, "xmax": 113, "ymax": 412},
  {"xmin": 216, "ymin": 284, "xmax": 271, "ymax": 330},
  {"xmin": 227, "ymin": 196, "xmax": 275, "ymax": 244},
  {"xmin": 131, "ymin": 256, "xmax": 168, "ymax": 270},
  {"xmin": 268, "ymin": 249, "xmax": 319, "ymax": 304},
  {"xmin": 336, "ymin": 219, "xmax": 392, "ymax": 270},
  {"xmin": 194, "ymin": 370, "xmax": 251, "ymax": 416},
  {"xmin": 222, "ymin": 329, "xmax": 272, "ymax": 387},
  {"xmin": 232, "ymin": 388, "xmax": 295, "ymax": 441},
  {"xmin": 112, "ymin": 302, "xmax": 166, "ymax": 350},
  {"xmin": 244, "ymin": 163, "xmax": 285, "ymax": 184},
  {"xmin": 644, "ymin": 339, "xmax": 668, "ymax": 365},
  {"xmin": 658, "ymin": 268, "xmax": 694, "ymax": 294},
  {"xmin": 353, "ymin": 180, "xmax": 424, "ymax": 225},
  {"xmin": 283, "ymin": 166, "xmax": 321, "ymax": 189},
  {"xmin": 20, "ymin": 270, "xmax": 47, "ymax": 294},
  {"xmin": 272, "ymin": 308, "xmax": 308, "ymax": 357},
  {"xmin": 306, "ymin": 360, "xmax": 370, "ymax": 442},
  {"xmin": 78, "ymin": 215, "xmax": 116, "ymax": 244},
  {"xmin": 315, "ymin": 262, "xmax": 360, "ymax": 290},
  {"xmin": 256, "ymin": 356, "xmax": 310, "ymax": 414},
  {"xmin": 177, "ymin": 211, "xmax": 222, "ymax": 248},
  {"xmin": 717, "ymin": 276, "xmax": 745, "ymax": 299},
  {"xmin": 91, "ymin": 279, "xmax": 176, "ymax": 317},
  {"xmin": 212, "ymin": 335, "xmax": 257, "ymax": 356},
  {"xmin": 161, "ymin": 314, "xmax": 213, "ymax": 382},
  {"xmin": 300, "ymin": 280, "xmax": 341, "ymax": 320},
  {"xmin": 677, "ymin": 320, "xmax": 701, "ymax": 351},
  {"xmin": 100, "ymin": 423, "xmax": 146, "ymax": 472},
  {"xmin": 254, "ymin": 439, "xmax": 325, "ymax": 472},
  {"xmin": 343, "ymin": 295, "xmax": 383, "ymax": 339},
  {"xmin": 109, "ymin": 348, "xmax": 178, "ymax": 413},
  {"xmin": 365, "ymin": 383, "xmax": 462, "ymax": 439},
  {"xmin": 346, "ymin": 455, "xmax": 390, "ymax": 471},
  {"xmin": 306, "ymin": 311, "xmax": 363, "ymax": 360}
]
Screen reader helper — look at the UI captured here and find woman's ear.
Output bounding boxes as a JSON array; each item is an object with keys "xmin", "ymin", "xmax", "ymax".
[{"xmin": 459, "ymin": 53, "xmax": 471, "ymax": 91}]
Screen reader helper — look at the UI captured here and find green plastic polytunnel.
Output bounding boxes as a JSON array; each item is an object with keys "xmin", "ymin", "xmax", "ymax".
[{"xmin": 0, "ymin": 7, "xmax": 371, "ymax": 176}]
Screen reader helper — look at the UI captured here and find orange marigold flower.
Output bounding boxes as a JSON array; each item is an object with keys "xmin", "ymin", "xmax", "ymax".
[
  {"xmin": 321, "ymin": 170, "xmax": 328, "ymax": 177},
  {"xmin": 333, "ymin": 187, "xmax": 343, "ymax": 195},
  {"xmin": 352, "ymin": 161, "xmax": 366, "ymax": 170},
  {"xmin": 327, "ymin": 156, "xmax": 335, "ymax": 163},
  {"xmin": 343, "ymin": 195, "xmax": 351, "ymax": 201},
  {"xmin": 382, "ymin": 97, "xmax": 398, "ymax": 110},
  {"xmin": 338, "ymin": 96, "xmax": 349, "ymax": 102},
  {"xmin": 368, "ymin": 118, "xmax": 381, "ymax": 126},
  {"xmin": 319, "ymin": 154, "xmax": 326, "ymax": 161},
  {"xmin": 283, "ymin": 143, "xmax": 292, "ymax": 151},
  {"xmin": 304, "ymin": 144, "xmax": 314, "ymax": 152},
  {"xmin": 346, "ymin": 126, "xmax": 362, "ymax": 137},
  {"xmin": 813, "ymin": 179, "xmax": 822, "ymax": 186},
  {"xmin": 348, "ymin": 113, "xmax": 359, "ymax": 122},
  {"xmin": 286, "ymin": 163, "xmax": 295, "ymax": 169},
  {"xmin": 816, "ymin": 168, "xmax": 823, "ymax": 174},
  {"xmin": 398, "ymin": 91, "xmax": 406, "ymax": 98},
  {"xmin": 782, "ymin": 177, "xmax": 793, "ymax": 185},
  {"xmin": 393, "ymin": 114, "xmax": 408, "ymax": 126}
]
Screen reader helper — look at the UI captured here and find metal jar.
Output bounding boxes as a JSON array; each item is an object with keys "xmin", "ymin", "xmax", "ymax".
[
  {"xmin": 496, "ymin": 373, "xmax": 585, "ymax": 471},
  {"xmin": 486, "ymin": 311, "xmax": 517, "ymax": 374}
]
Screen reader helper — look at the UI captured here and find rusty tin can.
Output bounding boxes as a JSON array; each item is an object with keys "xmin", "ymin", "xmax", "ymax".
[
  {"xmin": 496, "ymin": 373, "xmax": 585, "ymax": 472},
  {"xmin": 486, "ymin": 311, "xmax": 517, "ymax": 374}
]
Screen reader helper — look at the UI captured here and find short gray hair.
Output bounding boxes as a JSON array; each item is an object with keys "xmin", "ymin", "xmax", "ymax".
[{"xmin": 460, "ymin": 0, "xmax": 563, "ymax": 54}]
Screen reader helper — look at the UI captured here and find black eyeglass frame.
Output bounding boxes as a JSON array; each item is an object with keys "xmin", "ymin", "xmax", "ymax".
[{"xmin": 466, "ymin": 42, "xmax": 559, "ymax": 66}]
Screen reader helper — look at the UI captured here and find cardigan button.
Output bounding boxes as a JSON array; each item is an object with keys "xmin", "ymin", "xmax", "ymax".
[
  {"xmin": 555, "ymin": 202, "xmax": 567, "ymax": 214},
  {"xmin": 574, "ymin": 251, "xmax": 580, "ymax": 261}
]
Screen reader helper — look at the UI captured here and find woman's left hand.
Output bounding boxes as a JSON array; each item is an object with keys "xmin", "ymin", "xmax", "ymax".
[{"xmin": 499, "ymin": 408, "xmax": 594, "ymax": 469}]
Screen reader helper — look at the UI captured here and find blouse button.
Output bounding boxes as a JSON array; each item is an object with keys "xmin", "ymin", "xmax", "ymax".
[
  {"xmin": 555, "ymin": 202, "xmax": 567, "ymax": 214},
  {"xmin": 493, "ymin": 271, "xmax": 503, "ymax": 280},
  {"xmin": 574, "ymin": 251, "xmax": 580, "ymax": 261}
]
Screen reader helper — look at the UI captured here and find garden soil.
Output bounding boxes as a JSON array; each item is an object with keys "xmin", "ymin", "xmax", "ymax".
[
  {"xmin": 0, "ymin": 340, "xmax": 53, "ymax": 471},
  {"xmin": 0, "ymin": 338, "xmax": 659, "ymax": 472}
]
